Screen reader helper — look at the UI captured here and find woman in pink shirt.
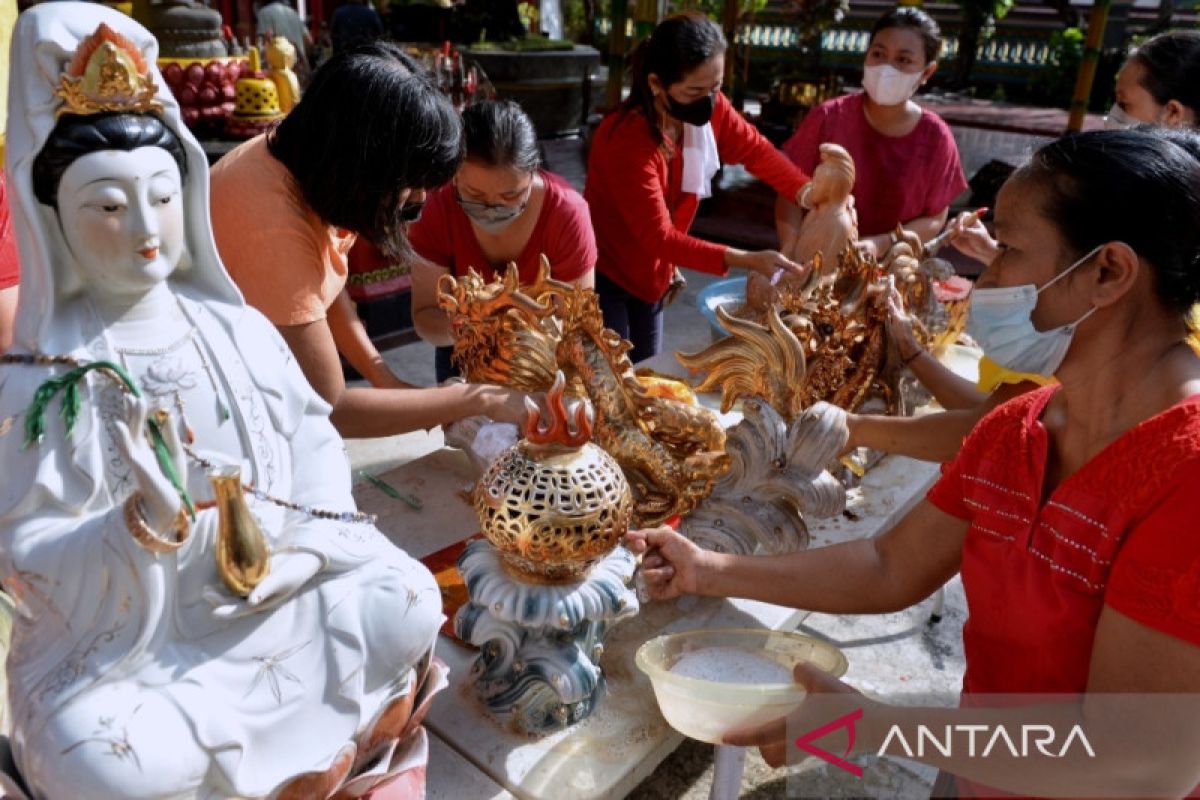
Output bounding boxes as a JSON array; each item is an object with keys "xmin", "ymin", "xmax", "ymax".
[
  {"xmin": 409, "ymin": 100, "xmax": 596, "ymax": 382},
  {"xmin": 777, "ymin": 7, "xmax": 967, "ymax": 259}
]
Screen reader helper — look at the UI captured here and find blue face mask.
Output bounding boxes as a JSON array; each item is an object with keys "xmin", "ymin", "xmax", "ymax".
[{"xmin": 966, "ymin": 245, "xmax": 1103, "ymax": 376}]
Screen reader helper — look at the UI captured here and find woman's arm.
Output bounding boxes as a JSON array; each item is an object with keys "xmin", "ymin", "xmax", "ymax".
[
  {"xmin": 325, "ymin": 288, "xmax": 408, "ymax": 389},
  {"xmin": 276, "ymin": 316, "xmax": 528, "ymax": 437},
  {"xmin": 627, "ymin": 499, "xmax": 967, "ymax": 613},
  {"xmin": 859, "ymin": 208, "xmax": 950, "ymax": 259},
  {"xmin": 775, "ymin": 194, "xmax": 805, "ymax": 256},
  {"xmin": 410, "ymin": 258, "xmax": 454, "ymax": 348},
  {"xmin": 848, "ymin": 382, "xmax": 1033, "ymax": 462}
]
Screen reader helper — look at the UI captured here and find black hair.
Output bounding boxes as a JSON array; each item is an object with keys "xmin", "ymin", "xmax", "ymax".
[
  {"xmin": 461, "ymin": 100, "xmax": 541, "ymax": 172},
  {"xmin": 870, "ymin": 7, "xmax": 942, "ymax": 65},
  {"xmin": 623, "ymin": 12, "xmax": 726, "ymax": 146},
  {"xmin": 32, "ymin": 113, "xmax": 188, "ymax": 206},
  {"xmin": 1014, "ymin": 127, "xmax": 1200, "ymax": 314},
  {"xmin": 269, "ymin": 40, "xmax": 462, "ymax": 259},
  {"xmin": 1129, "ymin": 30, "xmax": 1200, "ymax": 119}
]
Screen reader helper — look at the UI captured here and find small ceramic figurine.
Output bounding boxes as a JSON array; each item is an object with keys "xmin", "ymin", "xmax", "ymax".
[
  {"xmin": 785, "ymin": 142, "xmax": 858, "ymax": 269},
  {"xmin": 0, "ymin": 6, "xmax": 443, "ymax": 798},
  {"xmin": 266, "ymin": 34, "xmax": 301, "ymax": 113}
]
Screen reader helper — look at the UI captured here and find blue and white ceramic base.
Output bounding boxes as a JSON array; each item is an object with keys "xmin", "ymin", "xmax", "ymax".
[{"xmin": 454, "ymin": 540, "xmax": 639, "ymax": 734}]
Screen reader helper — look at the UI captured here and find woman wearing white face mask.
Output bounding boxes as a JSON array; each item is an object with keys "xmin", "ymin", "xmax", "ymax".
[
  {"xmin": 408, "ymin": 100, "xmax": 596, "ymax": 382},
  {"xmin": 1106, "ymin": 30, "xmax": 1200, "ymax": 130},
  {"xmin": 777, "ymin": 7, "xmax": 967, "ymax": 260}
]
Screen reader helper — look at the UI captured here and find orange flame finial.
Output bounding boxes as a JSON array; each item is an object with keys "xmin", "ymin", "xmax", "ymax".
[{"xmin": 523, "ymin": 372, "xmax": 592, "ymax": 448}]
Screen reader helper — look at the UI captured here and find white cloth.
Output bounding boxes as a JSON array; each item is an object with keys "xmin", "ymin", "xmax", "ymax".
[{"xmin": 681, "ymin": 122, "xmax": 721, "ymax": 199}]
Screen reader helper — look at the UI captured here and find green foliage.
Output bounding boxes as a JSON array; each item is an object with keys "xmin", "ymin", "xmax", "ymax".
[
  {"xmin": 1029, "ymin": 26, "xmax": 1084, "ymax": 106},
  {"xmin": 952, "ymin": 0, "xmax": 1014, "ymax": 23}
]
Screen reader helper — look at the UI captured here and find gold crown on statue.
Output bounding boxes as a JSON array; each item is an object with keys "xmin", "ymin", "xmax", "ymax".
[{"xmin": 54, "ymin": 23, "xmax": 163, "ymax": 117}]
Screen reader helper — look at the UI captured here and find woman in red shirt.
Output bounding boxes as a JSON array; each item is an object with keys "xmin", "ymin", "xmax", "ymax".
[
  {"xmin": 409, "ymin": 100, "xmax": 596, "ymax": 382},
  {"xmin": 585, "ymin": 12, "xmax": 812, "ymax": 362},
  {"xmin": 778, "ymin": 7, "xmax": 967, "ymax": 260},
  {"xmin": 628, "ymin": 128, "xmax": 1200, "ymax": 796}
]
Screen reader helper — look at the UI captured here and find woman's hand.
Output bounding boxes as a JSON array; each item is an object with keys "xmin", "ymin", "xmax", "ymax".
[
  {"xmin": 111, "ymin": 396, "xmax": 187, "ymax": 532},
  {"xmin": 885, "ymin": 284, "xmax": 923, "ymax": 365},
  {"xmin": 206, "ymin": 551, "xmax": 323, "ymax": 619},
  {"xmin": 726, "ymin": 248, "xmax": 810, "ymax": 283},
  {"xmin": 724, "ymin": 662, "xmax": 872, "ymax": 768},
  {"xmin": 481, "ymin": 387, "xmax": 540, "ymax": 426},
  {"xmin": 623, "ymin": 526, "xmax": 711, "ymax": 600},
  {"xmin": 946, "ymin": 211, "xmax": 1000, "ymax": 264}
]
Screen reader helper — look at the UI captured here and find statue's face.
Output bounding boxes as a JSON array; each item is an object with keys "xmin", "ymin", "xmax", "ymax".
[{"xmin": 56, "ymin": 146, "xmax": 185, "ymax": 299}]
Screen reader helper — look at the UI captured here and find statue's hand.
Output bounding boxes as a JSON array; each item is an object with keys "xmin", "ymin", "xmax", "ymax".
[
  {"xmin": 111, "ymin": 395, "xmax": 187, "ymax": 532},
  {"xmin": 205, "ymin": 551, "xmax": 322, "ymax": 619}
]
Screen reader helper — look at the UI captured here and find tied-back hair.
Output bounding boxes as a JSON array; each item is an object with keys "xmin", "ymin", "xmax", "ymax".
[
  {"xmin": 1017, "ymin": 127, "xmax": 1200, "ymax": 315},
  {"xmin": 1130, "ymin": 30, "xmax": 1200, "ymax": 121},
  {"xmin": 33, "ymin": 113, "xmax": 188, "ymax": 206},
  {"xmin": 461, "ymin": 100, "xmax": 541, "ymax": 172},
  {"xmin": 870, "ymin": 6, "xmax": 943, "ymax": 65},
  {"xmin": 622, "ymin": 12, "xmax": 725, "ymax": 147},
  {"xmin": 269, "ymin": 40, "xmax": 463, "ymax": 259}
]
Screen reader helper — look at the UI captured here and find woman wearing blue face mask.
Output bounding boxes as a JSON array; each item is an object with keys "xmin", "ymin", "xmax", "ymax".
[
  {"xmin": 409, "ymin": 100, "xmax": 597, "ymax": 382},
  {"xmin": 627, "ymin": 128, "xmax": 1200, "ymax": 798},
  {"xmin": 777, "ymin": 7, "xmax": 967, "ymax": 261}
]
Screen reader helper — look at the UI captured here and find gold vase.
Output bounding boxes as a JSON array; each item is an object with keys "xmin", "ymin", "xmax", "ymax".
[{"xmin": 209, "ymin": 466, "xmax": 271, "ymax": 597}]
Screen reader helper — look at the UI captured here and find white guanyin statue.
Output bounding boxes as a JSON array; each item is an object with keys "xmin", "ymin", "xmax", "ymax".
[{"xmin": 0, "ymin": 5, "xmax": 445, "ymax": 797}]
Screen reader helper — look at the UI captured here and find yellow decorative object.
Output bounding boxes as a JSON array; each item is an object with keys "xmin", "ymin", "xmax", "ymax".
[
  {"xmin": 474, "ymin": 374, "xmax": 632, "ymax": 583},
  {"xmin": 439, "ymin": 257, "xmax": 728, "ymax": 527},
  {"xmin": 976, "ymin": 355, "xmax": 1054, "ymax": 394},
  {"xmin": 54, "ymin": 23, "xmax": 162, "ymax": 117},
  {"xmin": 209, "ymin": 465, "xmax": 271, "ymax": 597},
  {"xmin": 226, "ymin": 47, "xmax": 285, "ymax": 138},
  {"xmin": 266, "ymin": 35, "xmax": 301, "ymax": 113}
]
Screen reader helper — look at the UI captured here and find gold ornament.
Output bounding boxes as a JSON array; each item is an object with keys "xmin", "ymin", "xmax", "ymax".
[
  {"xmin": 474, "ymin": 374, "xmax": 632, "ymax": 584},
  {"xmin": 439, "ymin": 257, "xmax": 728, "ymax": 527},
  {"xmin": 210, "ymin": 465, "xmax": 271, "ymax": 597},
  {"xmin": 55, "ymin": 23, "xmax": 163, "ymax": 118}
]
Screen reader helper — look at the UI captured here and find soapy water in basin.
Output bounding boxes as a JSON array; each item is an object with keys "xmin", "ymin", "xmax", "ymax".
[{"xmin": 670, "ymin": 647, "xmax": 793, "ymax": 684}]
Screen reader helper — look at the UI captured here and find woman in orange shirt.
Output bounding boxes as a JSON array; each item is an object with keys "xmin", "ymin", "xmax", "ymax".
[{"xmin": 210, "ymin": 42, "xmax": 527, "ymax": 437}]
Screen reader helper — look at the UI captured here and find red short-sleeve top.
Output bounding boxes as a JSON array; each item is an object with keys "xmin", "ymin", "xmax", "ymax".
[
  {"xmin": 782, "ymin": 92, "xmax": 968, "ymax": 238},
  {"xmin": 408, "ymin": 170, "xmax": 594, "ymax": 285},
  {"xmin": 928, "ymin": 385, "xmax": 1200, "ymax": 697}
]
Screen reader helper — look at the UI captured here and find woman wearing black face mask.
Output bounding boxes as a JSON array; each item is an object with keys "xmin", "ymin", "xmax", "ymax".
[
  {"xmin": 408, "ymin": 100, "xmax": 596, "ymax": 383},
  {"xmin": 585, "ymin": 12, "xmax": 814, "ymax": 362},
  {"xmin": 210, "ymin": 43, "xmax": 532, "ymax": 437}
]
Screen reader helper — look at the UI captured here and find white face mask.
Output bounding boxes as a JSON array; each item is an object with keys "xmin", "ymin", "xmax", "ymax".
[
  {"xmin": 1104, "ymin": 104, "xmax": 1137, "ymax": 130},
  {"xmin": 966, "ymin": 245, "xmax": 1103, "ymax": 376},
  {"xmin": 862, "ymin": 64, "xmax": 923, "ymax": 106}
]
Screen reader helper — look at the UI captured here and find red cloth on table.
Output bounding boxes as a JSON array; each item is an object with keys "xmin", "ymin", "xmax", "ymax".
[
  {"xmin": 927, "ymin": 385, "xmax": 1200, "ymax": 795},
  {"xmin": 782, "ymin": 92, "xmax": 967, "ymax": 238},
  {"xmin": 585, "ymin": 93, "xmax": 809, "ymax": 304},
  {"xmin": 408, "ymin": 170, "xmax": 595, "ymax": 284},
  {"xmin": 0, "ymin": 171, "xmax": 19, "ymax": 290}
]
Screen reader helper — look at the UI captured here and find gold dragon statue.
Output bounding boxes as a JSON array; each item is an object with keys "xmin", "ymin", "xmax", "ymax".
[{"xmin": 438, "ymin": 258, "xmax": 729, "ymax": 527}]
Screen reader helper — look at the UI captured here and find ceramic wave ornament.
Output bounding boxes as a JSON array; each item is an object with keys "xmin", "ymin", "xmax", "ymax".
[
  {"xmin": 679, "ymin": 398, "xmax": 848, "ymax": 556},
  {"xmin": 0, "ymin": 5, "xmax": 444, "ymax": 797}
]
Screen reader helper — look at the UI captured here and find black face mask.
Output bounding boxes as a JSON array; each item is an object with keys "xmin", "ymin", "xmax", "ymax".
[
  {"xmin": 666, "ymin": 92, "xmax": 715, "ymax": 126},
  {"xmin": 399, "ymin": 200, "xmax": 426, "ymax": 224}
]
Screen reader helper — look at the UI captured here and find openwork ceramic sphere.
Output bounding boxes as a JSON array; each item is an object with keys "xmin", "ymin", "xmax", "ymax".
[{"xmin": 474, "ymin": 375, "xmax": 633, "ymax": 584}]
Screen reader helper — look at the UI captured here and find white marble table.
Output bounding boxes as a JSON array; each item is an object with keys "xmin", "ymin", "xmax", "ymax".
[{"xmin": 351, "ymin": 352, "xmax": 941, "ymax": 800}]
